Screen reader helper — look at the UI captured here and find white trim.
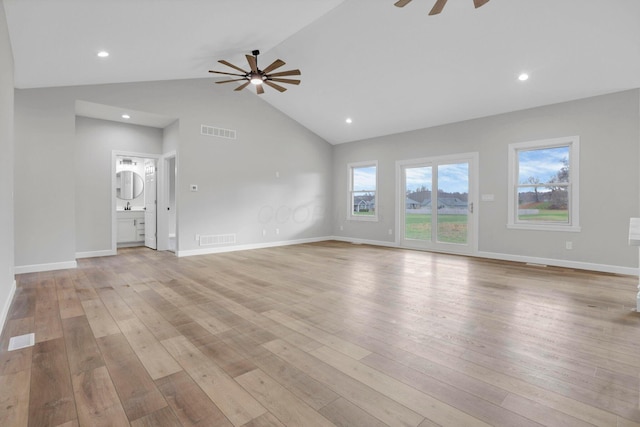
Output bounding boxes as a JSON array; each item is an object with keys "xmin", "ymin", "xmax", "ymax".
[
  {"xmin": 507, "ymin": 136, "xmax": 580, "ymax": 231},
  {"xmin": 347, "ymin": 160, "xmax": 378, "ymax": 222},
  {"xmin": 76, "ymin": 250, "xmax": 116, "ymax": 259},
  {"xmin": 396, "ymin": 152, "xmax": 479, "ymax": 255},
  {"xmin": 0, "ymin": 280, "xmax": 17, "ymax": 337},
  {"xmin": 476, "ymin": 250, "xmax": 636, "ymax": 276},
  {"xmin": 112, "ymin": 150, "xmax": 162, "ymax": 256},
  {"xmin": 328, "ymin": 236, "xmax": 636, "ymax": 275},
  {"xmin": 14, "ymin": 260, "xmax": 77, "ymax": 275},
  {"xmin": 177, "ymin": 236, "xmax": 330, "ymax": 257}
]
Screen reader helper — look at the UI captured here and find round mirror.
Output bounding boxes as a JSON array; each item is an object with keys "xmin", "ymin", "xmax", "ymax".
[{"xmin": 116, "ymin": 171, "xmax": 144, "ymax": 200}]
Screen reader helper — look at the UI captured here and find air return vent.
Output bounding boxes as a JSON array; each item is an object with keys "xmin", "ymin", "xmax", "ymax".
[
  {"xmin": 199, "ymin": 234, "xmax": 236, "ymax": 246},
  {"xmin": 201, "ymin": 124, "xmax": 236, "ymax": 140}
]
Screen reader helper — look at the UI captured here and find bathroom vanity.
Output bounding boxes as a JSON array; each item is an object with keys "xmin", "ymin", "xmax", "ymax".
[{"xmin": 117, "ymin": 210, "xmax": 145, "ymax": 246}]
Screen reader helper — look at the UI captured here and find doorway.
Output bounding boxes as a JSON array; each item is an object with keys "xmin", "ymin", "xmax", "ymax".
[
  {"xmin": 397, "ymin": 152, "xmax": 478, "ymax": 255},
  {"xmin": 112, "ymin": 151, "xmax": 160, "ymax": 253}
]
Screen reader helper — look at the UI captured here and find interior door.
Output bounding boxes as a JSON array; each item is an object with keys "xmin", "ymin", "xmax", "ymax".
[
  {"xmin": 144, "ymin": 159, "xmax": 157, "ymax": 249},
  {"xmin": 399, "ymin": 153, "xmax": 477, "ymax": 254}
]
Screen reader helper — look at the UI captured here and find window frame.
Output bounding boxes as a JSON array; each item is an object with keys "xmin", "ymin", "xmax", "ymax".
[
  {"xmin": 348, "ymin": 160, "xmax": 378, "ymax": 222},
  {"xmin": 507, "ymin": 136, "xmax": 580, "ymax": 232}
]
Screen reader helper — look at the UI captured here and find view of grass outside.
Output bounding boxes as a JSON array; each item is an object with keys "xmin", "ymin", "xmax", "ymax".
[
  {"xmin": 405, "ymin": 213, "xmax": 468, "ymax": 243},
  {"xmin": 517, "ymin": 146, "xmax": 570, "ymax": 224}
]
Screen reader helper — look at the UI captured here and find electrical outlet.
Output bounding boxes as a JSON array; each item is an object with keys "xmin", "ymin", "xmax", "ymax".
[
  {"xmin": 275, "ymin": 228, "xmax": 280, "ymax": 235},
  {"xmin": 388, "ymin": 229, "xmax": 393, "ymax": 235},
  {"xmin": 195, "ymin": 234, "xmax": 200, "ymax": 241},
  {"xmin": 339, "ymin": 225, "xmax": 344, "ymax": 231},
  {"xmin": 262, "ymin": 229, "xmax": 267, "ymax": 237},
  {"xmin": 565, "ymin": 241, "xmax": 573, "ymax": 250}
]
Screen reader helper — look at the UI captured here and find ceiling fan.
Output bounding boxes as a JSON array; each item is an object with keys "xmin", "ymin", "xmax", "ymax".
[
  {"xmin": 208, "ymin": 50, "xmax": 301, "ymax": 94},
  {"xmin": 395, "ymin": 0, "xmax": 490, "ymax": 15}
]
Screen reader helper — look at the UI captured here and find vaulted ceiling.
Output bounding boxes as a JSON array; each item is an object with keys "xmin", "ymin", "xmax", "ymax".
[{"xmin": 4, "ymin": 0, "xmax": 640, "ymax": 144}]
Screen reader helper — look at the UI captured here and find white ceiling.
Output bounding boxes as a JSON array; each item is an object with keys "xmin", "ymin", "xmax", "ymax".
[{"xmin": 4, "ymin": 0, "xmax": 640, "ymax": 144}]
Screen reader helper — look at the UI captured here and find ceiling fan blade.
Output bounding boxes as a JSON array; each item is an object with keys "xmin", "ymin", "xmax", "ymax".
[
  {"xmin": 256, "ymin": 84, "xmax": 265, "ymax": 95},
  {"xmin": 209, "ymin": 70, "xmax": 246, "ymax": 77},
  {"xmin": 394, "ymin": 0, "xmax": 412, "ymax": 7},
  {"xmin": 267, "ymin": 69, "xmax": 301, "ymax": 77},
  {"xmin": 262, "ymin": 59, "xmax": 286, "ymax": 74},
  {"xmin": 234, "ymin": 81, "xmax": 251, "ymax": 91},
  {"xmin": 269, "ymin": 78, "xmax": 301, "ymax": 85},
  {"xmin": 246, "ymin": 55, "xmax": 259, "ymax": 73},
  {"xmin": 473, "ymin": 0, "xmax": 489, "ymax": 8},
  {"xmin": 215, "ymin": 78, "xmax": 247, "ymax": 84},
  {"xmin": 218, "ymin": 59, "xmax": 248, "ymax": 74},
  {"xmin": 429, "ymin": 0, "xmax": 448, "ymax": 15},
  {"xmin": 264, "ymin": 80, "xmax": 287, "ymax": 93}
]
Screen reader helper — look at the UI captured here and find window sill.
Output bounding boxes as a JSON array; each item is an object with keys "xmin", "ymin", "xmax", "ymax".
[
  {"xmin": 507, "ymin": 223, "xmax": 581, "ymax": 233},
  {"xmin": 348, "ymin": 216, "xmax": 378, "ymax": 222}
]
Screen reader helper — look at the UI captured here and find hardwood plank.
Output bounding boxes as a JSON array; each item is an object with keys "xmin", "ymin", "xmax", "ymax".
[
  {"xmin": 155, "ymin": 371, "xmax": 233, "ymax": 427},
  {"xmin": 251, "ymin": 353, "xmax": 339, "ymax": 410},
  {"xmin": 0, "ymin": 369, "xmax": 30, "ymax": 427},
  {"xmin": 236, "ymin": 368, "xmax": 335, "ymax": 427},
  {"xmin": 71, "ymin": 366, "xmax": 129, "ymax": 427},
  {"xmin": 62, "ymin": 315, "xmax": 104, "ymax": 374},
  {"xmin": 310, "ymin": 345, "xmax": 491, "ymax": 426},
  {"xmin": 81, "ymin": 298, "xmax": 120, "ymax": 338},
  {"xmin": 263, "ymin": 338, "xmax": 425, "ymax": 427},
  {"xmin": 57, "ymin": 287, "xmax": 85, "ymax": 319},
  {"xmin": 263, "ymin": 310, "xmax": 371, "ymax": 360},
  {"xmin": 117, "ymin": 317, "xmax": 183, "ymax": 380},
  {"xmin": 129, "ymin": 406, "xmax": 182, "ymax": 427},
  {"xmin": 96, "ymin": 333, "xmax": 168, "ymax": 421},
  {"xmin": 318, "ymin": 397, "xmax": 389, "ymax": 427},
  {"xmin": 161, "ymin": 335, "xmax": 266, "ymax": 426},
  {"xmin": 28, "ymin": 338, "xmax": 76, "ymax": 427}
]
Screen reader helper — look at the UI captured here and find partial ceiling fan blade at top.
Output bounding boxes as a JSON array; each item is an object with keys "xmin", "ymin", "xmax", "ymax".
[
  {"xmin": 218, "ymin": 59, "xmax": 248, "ymax": 74},
  {"xmin": 215, "ymin": 78, "xmax": 247, "ymax": 84},
  {"xmin": 264, "ymin": 80, "xmax": 287, "ymax": 93},
  {"xmin": 429, "ymin": 0, "xmax": 448, "ymax": 15},
  {"xmin": 269, "ymin": 78, "xmax": 300, "ymax": 85},
  {"xmin": 473, "ymin": 0, "xmax": 489, "ymax": 8},
  {"xmin": 256, "ymin": 84, "xmax": 265, "ymax": 95},
  {"xmin": 267, "ymin": 69, "xmax": 301, "ymax": 78},
  {"xmin": 235, "ymin": 81, "xmax": 251, "ymax": 91},
  {"xmin": 394, "ymin": 0, "xmax": 412, "ymax": 7},
  {"xmin": 262, "ymin": 59, "xmax": 286, "ymax": 74},
  {"xmin": 246, "ymin": 55, "xmax": 259, "ymax": 73},
  {"xmin": 209, "ymin": 70, "xmax": 246, "ymax": 77}
]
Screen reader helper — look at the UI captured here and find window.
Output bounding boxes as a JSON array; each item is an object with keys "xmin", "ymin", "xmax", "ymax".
[
  {"xmin": 508, "ymin": 136, "xmax": 580, "ymax": 232},
  {"xmin": 348, "ymin": 161, "xmax": 378, "ymax": 221}
]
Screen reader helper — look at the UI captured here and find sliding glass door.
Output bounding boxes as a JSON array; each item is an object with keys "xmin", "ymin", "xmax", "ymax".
[{"xmin": 399, "ymin": 153, "xmax": 477, "ymax": 254}]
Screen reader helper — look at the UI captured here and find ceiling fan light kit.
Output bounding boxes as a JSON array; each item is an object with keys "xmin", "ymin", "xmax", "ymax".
[
  {"xmin": 209, "ymin": 49, "xmax": 301, "ymax": 94},
  {"xmin": 394, "ymin": 0, "xmax": 490, "ymax": 15}
]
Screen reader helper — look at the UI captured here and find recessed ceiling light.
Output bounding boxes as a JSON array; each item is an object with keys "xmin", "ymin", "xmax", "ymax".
[
  {"xmin": 518, "ymin": 73, "xmax": 529, "ymax": 81},
  {"xmin": 97, "ymin": 51, "xmax": 109, "ymax": 58},
  {"xmin": 121, "ymin": 114, "xmax": 130, "ymax": 119},
  {"xmin": 345, "ymin": 118, "xmax": 353, "ymax": 124}
]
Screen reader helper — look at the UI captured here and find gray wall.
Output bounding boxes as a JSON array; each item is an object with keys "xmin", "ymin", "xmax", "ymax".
[
  {"xmin": 0, "ymin": 0, "xmax": 15, "ymax": 327},
  {"xmin": 75, "ymin": 117, "xmax": 163, "ymax": 253},
  {"xmin": 333, "ymin": 90, "xmax": 640, "ymax": 270},
  {"xmin": 14, "ymin": 78, "xmax": 334, "ymax": 267}
]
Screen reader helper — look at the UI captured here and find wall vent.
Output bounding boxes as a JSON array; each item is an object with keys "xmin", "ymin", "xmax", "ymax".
[
  {"xmin": 199, "ymin": 234, "xmax": 236, "ymax": 246},
  {"xmin": 201, "ymin": 124, "xmax": 236, "ymax": 140}
]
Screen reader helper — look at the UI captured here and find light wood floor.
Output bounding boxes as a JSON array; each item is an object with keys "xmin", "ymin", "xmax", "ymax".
[{"xmin": 1, "ymin": 241, "xmax": 640, "ymax": 426}]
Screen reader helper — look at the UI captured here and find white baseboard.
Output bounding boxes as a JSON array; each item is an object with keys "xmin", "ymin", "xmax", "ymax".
[
  {"xmin": 476, "ymin": 251, "xmax": 638, "ymax": 276},
  {"xmin": 14, "ymin": 260, "xmax": 78, "ymax": 275},
  {"xmin": 177, "ymin": 236, "xmax": 331, "ymax": 258},
  {"xmin": 0, "ymin": 279, "xmax": 16, "ymax": 337},
  {"xmin": 329, "ymin": 236, "xmax": 638, "ymax": 276},
  {"xmin": 76, "ymin": 249, "xmax": 116, "ymax": 259}
]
